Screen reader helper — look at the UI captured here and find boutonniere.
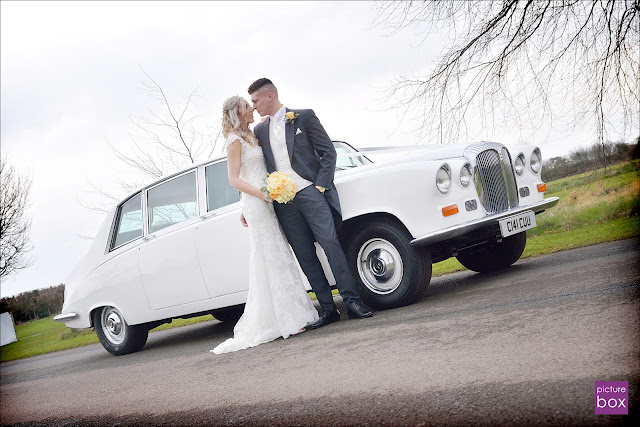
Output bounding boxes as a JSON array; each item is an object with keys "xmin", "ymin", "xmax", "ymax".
[{"xmin": 284, "ymin": 111, "xmax": 299, "ymax": 124}]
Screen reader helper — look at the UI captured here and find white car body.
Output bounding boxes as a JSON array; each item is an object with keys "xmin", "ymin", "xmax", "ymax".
[{"xmin": 56, "ymin": 141, "xmax": 558, "ymax": 355}]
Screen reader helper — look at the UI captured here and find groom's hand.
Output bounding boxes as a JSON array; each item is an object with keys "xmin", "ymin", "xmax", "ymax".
[{"xmin": 240, "ymin": 214, "xmax": 248, "ymax": 227}]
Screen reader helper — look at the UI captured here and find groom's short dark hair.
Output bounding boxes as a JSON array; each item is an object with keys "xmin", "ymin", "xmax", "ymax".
[{"xmin": 248, "ymin": 78, "xmax": 277, "ymax": 96}]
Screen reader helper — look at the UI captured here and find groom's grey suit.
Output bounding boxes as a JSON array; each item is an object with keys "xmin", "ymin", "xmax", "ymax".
[{"xmin": 254, "ymin": 108, "xmax": 360, "ymax": 313}]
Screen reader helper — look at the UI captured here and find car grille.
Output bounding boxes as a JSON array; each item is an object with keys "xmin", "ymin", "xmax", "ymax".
[{"xmin": 465, "ymin": 143, "xmax": 519, "ymax": 214}]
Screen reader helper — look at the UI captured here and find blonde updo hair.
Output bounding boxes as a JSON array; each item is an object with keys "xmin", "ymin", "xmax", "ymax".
[{"xmin": 221, "ymin": 95, "xmax": 258, "ymax": 147}]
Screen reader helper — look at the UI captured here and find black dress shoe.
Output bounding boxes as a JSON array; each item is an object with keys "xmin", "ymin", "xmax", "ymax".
[
  {"xmin": 308, "ymin": 310, "xmax": 340, "ymax": 330},
  {"xmin": 344, "ymin": 301, "xmax": 373, "ymax": 319}
]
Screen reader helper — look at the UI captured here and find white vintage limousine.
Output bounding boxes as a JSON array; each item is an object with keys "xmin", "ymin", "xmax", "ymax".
[{"xmin": 55, "ymin": 141, "xmax": 558, "ymax": 355}]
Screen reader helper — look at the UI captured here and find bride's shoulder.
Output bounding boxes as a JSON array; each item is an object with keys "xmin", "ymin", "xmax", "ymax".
[
  {"xmin": 226, "ymin": 132, "xmax": 245, "ymax": 144},
  {"xmin": 226, "ymin": 131, "xmax": 242, "ymax": 142},
  {"xmin": 224, "ymin": 133, "xmax": 245, "ymax": 151}
]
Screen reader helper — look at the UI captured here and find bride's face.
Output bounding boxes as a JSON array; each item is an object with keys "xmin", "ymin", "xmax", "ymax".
[{"xmin": 240, "ymin": 101, "xmax": 255, "ymax": 125}]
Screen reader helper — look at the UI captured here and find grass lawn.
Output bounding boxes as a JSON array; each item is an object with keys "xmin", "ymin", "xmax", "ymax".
[
  {"xmin": 0, "ymin": 315, "xmax": 215, "ymax": 363},
  {"xmin": 2, "ymin": 161, "xmax": 638, "ymax": 362},
  {"xmin": 1, "ymin": 317, "xmax": 100, "ymax": 362}
]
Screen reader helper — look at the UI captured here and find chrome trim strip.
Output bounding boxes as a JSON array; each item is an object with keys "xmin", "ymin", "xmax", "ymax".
[
  {"xmin": 411, "ymin": 197, "xmax": 559, "ymax": 247},
  {"xmin": 53, "ymin": 312, "xmax": 78, "ymax": 322}
]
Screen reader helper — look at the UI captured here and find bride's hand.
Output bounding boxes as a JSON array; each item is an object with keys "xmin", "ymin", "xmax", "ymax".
[{"xmin": 263, "ymin": 193, "xmax": 272, "ymax": 202}]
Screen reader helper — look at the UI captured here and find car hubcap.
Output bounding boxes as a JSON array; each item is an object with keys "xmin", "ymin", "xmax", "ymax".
[
  {"xmin": 357, "ymin": 238, "xmax": 403, "ymax": 295},
  {"xmin": 101, "ymin": 307, "xmax": 125, "ymax": 345}
]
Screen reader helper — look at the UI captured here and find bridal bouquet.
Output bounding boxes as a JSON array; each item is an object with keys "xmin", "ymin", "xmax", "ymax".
[{"xmin": 261, "ymin": 171, "xmax": 298, "ymax": 203}]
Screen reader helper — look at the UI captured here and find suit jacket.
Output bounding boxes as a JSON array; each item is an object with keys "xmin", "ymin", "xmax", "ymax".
[{"xmin": 254, "ymin": 108, "xmax": 343, "ymax": 230}]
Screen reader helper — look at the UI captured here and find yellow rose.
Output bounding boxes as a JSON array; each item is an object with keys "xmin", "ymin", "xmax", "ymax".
[{"xmin": 284, "ymin": 111, "xmax": 299, "ymax": 124}]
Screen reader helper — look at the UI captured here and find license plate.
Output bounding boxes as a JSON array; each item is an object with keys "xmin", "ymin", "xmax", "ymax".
[{"xmin": 499, "ymin": 211, "xmax": 536, "ymax": 237}]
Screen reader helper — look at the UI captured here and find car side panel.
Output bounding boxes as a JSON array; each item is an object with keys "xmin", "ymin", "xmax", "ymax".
[
  {"xmin": 62, "ymin": 243, "xmax": 148, "ymax": 328},
  {"xmin": 138, "ymin": 224, "xmax": 211, "ymax": 310},
  {"xmin": 194, "ymin": 207, "xmax": 251, "ymax": 298}
]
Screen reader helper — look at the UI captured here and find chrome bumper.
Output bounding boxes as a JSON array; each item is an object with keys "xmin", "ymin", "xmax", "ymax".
[
  {"xmin": 53, "ymin": 312, "xmax": 78, "ymax": 322},
  {"xmin": 411, "ymin": 197, "xmax": 559, "ymax": 247}
]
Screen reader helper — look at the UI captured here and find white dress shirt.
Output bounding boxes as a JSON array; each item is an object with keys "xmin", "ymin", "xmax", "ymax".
[{"xmin": 269, "ymin": 105, "xmax": 312, "ymax": 191}]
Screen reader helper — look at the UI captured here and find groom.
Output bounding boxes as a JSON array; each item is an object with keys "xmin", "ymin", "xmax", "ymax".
[{"xmin": 248, "ymin": 78, "xmax": 372, "ymax": 329}]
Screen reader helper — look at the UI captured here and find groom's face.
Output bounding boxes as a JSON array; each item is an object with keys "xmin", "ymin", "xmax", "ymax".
[{"xmin": 250, "ymin": 89, "xmax": 274, "ymax": 117}]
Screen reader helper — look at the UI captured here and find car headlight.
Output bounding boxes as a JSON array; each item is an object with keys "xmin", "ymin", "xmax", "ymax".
[
  {"xmin": 515, "ymin": 153, "xmax": 525, "ymax": 176},
  {"xmin": 460, "ymin": 163, "xmax": 472, "ymax": 187},
  {"xmin": 436, "ymin": 164, "xmax": 452, "ymax": 194},
  {"xmin": 530, "ymin": 148, "xmax": 542, "ymax": 174}
]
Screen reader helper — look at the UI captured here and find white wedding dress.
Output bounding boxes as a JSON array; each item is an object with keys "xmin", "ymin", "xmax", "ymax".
[{"xmin": 211, "ymin": 133, "xmax": 319, "ymax": 354}]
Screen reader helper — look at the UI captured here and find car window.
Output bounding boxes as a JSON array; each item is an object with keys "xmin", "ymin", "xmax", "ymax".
[
  {"xmin": 111, "ymin": 193, "xmax": 143, "ymax": 250},
  {"xmin": 205, "ymin": 161, "xmax": 240, "ymax": 211},
  {"xmin": 147, "ymin": 171, "xmax": 197, "ymax": 234},
  {"xmin": 334, "ymin": 142, "xmax": 372, "ymax": 170}
]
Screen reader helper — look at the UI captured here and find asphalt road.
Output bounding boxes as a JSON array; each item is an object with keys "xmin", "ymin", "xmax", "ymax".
[{"xmin": 1, "ymin": 239, "xmax": 639, "ymax": 426}]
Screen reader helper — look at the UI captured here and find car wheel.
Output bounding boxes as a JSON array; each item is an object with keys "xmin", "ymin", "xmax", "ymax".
[
  {"xmin": 456, "ymin": 231, "xmax": 527, "ymax": 273},
  {"xmin": 345, "ymin": 219, "xmax": 432, "ymax": 310},
  {"xmin": 211, "ymin": 305, "xmax": 245, "ymax": 323},
  {"xmin": 93, "ymin": 306, "xmax": 148, "ymax": 356}
]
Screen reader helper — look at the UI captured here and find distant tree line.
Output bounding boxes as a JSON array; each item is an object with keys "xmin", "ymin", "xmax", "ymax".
[
  {"xmin": 542, "ymin": 139, "xmax": 639, "ymax": 182},
  {"xmin": 0, "ymin": 284, "xmax": 64, "ymax": 323}
]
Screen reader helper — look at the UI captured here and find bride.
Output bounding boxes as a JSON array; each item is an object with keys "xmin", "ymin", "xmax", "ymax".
[{"xmin": 211, "ymin": 96, "xmax": 319, "ymax": 354}]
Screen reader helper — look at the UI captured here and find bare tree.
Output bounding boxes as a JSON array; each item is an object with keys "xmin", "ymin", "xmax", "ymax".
[
  {"xmin": 0, "ymin": 158, "xmax": 33, "ymax": 279},
  {"xmin": 82, "ymin": 67, "xmax": 222, "ymax": 214},
  {"xmin": 374, "ymin": 0, "xmax": 639, "ymax": 145}
]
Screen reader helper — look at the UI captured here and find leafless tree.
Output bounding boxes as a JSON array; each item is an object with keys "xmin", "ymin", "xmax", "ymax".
[
  {"xmin": 82, "ymin": 67, "xmax": 222, "ymax": 214},
  {"xmin": 0, "ymin": 158, "xmax": 33, "ymax": 279},
  {"xmin": 374, "ymin": 0, "xmax": 639, "ymax": 146}
]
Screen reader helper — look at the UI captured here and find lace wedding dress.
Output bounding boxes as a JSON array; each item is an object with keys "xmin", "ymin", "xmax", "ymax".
[{"xmin": 211, "ymin": 133, "xmax": 319, "ymax": 354}]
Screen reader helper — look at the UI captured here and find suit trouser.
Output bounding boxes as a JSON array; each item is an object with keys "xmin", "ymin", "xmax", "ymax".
[{"xmin": 273, "ymin": 185, "xmax": 359, "ymax": 313}]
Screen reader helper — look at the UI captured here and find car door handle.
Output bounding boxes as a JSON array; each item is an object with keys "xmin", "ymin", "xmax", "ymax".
[
  {"xmin": 201, "ymin": 212, "xmax": 217, "ymax": 221},
  {"xmin": 143, "ymin": 235, "xmax": 157, "ymax": 242}
]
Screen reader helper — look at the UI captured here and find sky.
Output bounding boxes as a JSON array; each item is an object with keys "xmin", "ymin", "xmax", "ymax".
[{"xmin": 0, "ymin": 1, "xmax": 632, "ymax": 298}]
